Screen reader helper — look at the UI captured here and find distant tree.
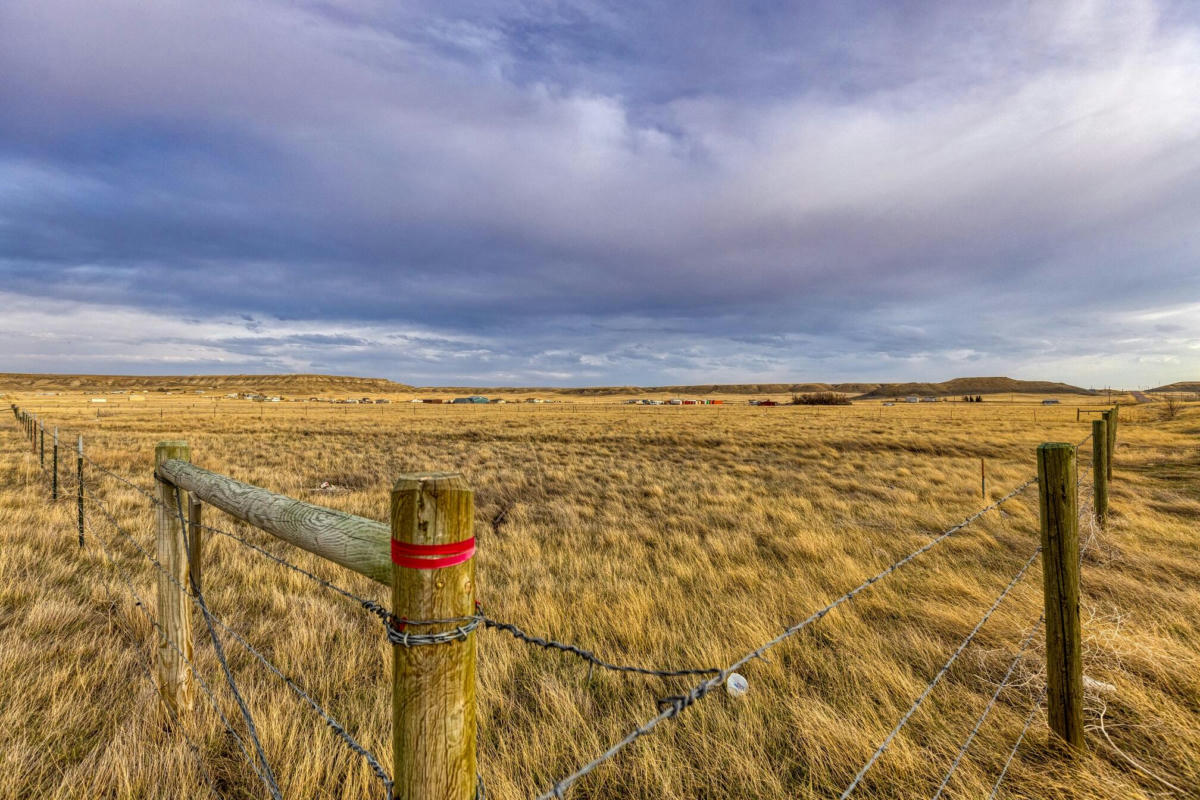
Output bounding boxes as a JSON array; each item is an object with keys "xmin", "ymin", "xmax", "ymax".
[
  {"xmin": 975, "ymin": 395, "xmax": 983, "ymax": 403},
  {"xmin": 1162, "ymin": 394, "xmax": 1182, "ymax": 420},
  {"xmin": 792, "ymin": 392, "xmax": 852, "ymax": 406}
]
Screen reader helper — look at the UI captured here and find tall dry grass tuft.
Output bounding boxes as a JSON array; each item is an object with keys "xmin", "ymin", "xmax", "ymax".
[{"xmin": 0, "ymin": 395, "xmax": 1197, "ymax": 799}]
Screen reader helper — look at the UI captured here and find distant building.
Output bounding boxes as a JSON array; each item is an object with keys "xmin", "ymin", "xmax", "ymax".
[
  {"xmin": 1041, "ymin": 399, "xmax": 1060, "ymax": 405},
  {"xmin": 453, "ymin": 396, "xmax": 489, "ymax": 404},
  {"xmin": 905, "ymin": 396, "xmax": 920, "ymax": 403}
]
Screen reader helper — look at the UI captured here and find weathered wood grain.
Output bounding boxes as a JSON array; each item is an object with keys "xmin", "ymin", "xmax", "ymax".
[
  {"xmin": 391, "ymin": 473, "xmax": 477, "ymax": 800},
  {"xmin": 1037, "ymin": 442, "xmax": 1085, "ymax": 751},
  {"xmin": 156, "ymin": 459, "xmax": 392, "ymax": 585},
  {"xmin": 155, "ymin": 442, "xmax": 195, "ymax": 717}
]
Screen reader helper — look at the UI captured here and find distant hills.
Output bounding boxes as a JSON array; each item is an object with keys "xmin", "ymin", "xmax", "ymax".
[
  {"xmin": 0, "ymin": 372, "xmax": 1097, "ymax": 397},
  {"xmin": 1149, "ymin": 381, "xmax": 1200, "ymax": 393},
  {"xmin": 858, "ymin": 377, "xmax": 1095, "ymax": 398},
  {"xmin": 0, "ymin": 373, "xmax": 412, "ymax": 394},
  {"xmin": 433, "ymin": 382, "xmax": 883, "ymax": 396}
]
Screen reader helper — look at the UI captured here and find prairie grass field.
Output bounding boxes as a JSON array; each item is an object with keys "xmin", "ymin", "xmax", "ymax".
[{"xmin": 1, "ymin": 393, "xmax": 1198, "ymax": 799}]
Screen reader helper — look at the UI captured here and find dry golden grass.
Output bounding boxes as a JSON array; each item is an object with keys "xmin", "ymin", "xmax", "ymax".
[{"xmin": 1, "ymin": 393, "xmax": 1197, "ymax": 799}]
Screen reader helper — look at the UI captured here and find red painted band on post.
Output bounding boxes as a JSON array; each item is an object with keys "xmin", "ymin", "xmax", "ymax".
[{"xmin": 391, "ymin": 537, "xmax": 476, "ymax": 569}]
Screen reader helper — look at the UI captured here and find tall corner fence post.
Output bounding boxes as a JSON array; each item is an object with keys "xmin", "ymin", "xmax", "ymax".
[
  {"xmin": 1037, "ymin": 442, "xmax": 1086, "ymax": 751},
  {"xmin": 52, "ymin": 427, "xmax": 58, "ymax": 501},
  {"xmin": 76, "ymin": 435, "xmax": 84, "ymax": 547},
  {"xmin": 390, "ymin": 472, "xmax": 478, "ymax": 800},
  {"xmin": 1092, "ymin": 418, "xmax": 1108, "ymax": 526},
  {"xmin": 154, "ymin": 440, "xmax": 195, "ymax": 717}
]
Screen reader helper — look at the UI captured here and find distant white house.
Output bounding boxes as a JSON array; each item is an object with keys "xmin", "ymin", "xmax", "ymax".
[
  {"xmin": 90, "ymin": 398, "xmax": 107, "ymax": 403},
  {"xmin": 904, "ymin": 396, "xmax": 919, "ymax": 403}
]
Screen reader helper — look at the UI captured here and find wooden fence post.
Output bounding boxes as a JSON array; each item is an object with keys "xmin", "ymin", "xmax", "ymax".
[
  {"xmin": 390, "ymin": 472, "xmax": 477, "ymax": 800},
  {"xmin": 1092, "ymin": 419, "xmax": 1108, "ymax": 526},
  {"xmin": 76, "ymin": 435, "xmax": 84, "ymax": 548},
  {"xmin": 52, "ymin": 427, "xmax": 58, "ymax": 501},
  {"xmin": 1105, "ymin": 406, "xmax": 1118, "ymax": 481},
  {"xmin": 1037, "ymin": 443, "xmax": 1085, "ymax": 750},
  {"xmin": 155, "ymin": 441, "xmax": 195, "ymax": 716},
  {"xmin": 39, "ymin": 421, "xmax": 45, "ymax": 468}
]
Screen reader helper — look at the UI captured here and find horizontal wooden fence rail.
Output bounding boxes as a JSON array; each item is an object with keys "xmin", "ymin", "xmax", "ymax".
[{"xmin": 155, "ymin": 458, "xmax": 393, "ymax": 586}]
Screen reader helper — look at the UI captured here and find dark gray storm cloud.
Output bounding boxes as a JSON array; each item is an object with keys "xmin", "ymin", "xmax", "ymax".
[{"xmin": 1, "ymin": 0, "xmax": 1199, "ymax": 385}]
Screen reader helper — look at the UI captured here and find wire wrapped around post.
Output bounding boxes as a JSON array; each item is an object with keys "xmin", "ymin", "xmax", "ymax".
[{"xmin": 390, "ymin": 472, "xmax": 478, "ymax": 800}]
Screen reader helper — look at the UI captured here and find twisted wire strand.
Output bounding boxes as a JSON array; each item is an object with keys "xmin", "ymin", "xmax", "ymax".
[
  {"xmin": 481, "ymin": 616, "xmax": 720, "ymax": 678},
  {"xmin": 118, "ymin": 618, "xmax": 229, "ymax": 799},
  {"xmin": 534, "ymin": 477, "xmax": 1038, "ymax": 800},
  {"xmin": 929, "ymin": 614, "xmax": 1045, "ymax": 800},
  {"xmin": 172, "ymin": 488, "xmax": 394, "ymax": 797},
  {"xmin": 987, "ymin": 687, "xmax": 1047, "ymax": 800},
  {"xmin": 191, "ymin": 573, "xmax": 284, "ymax": 800},
  {"xmin": 839, "ymin": 546, "xmax": 1043, "ymax": 798},
  {"xmin": 189, "ymin": 518, "xmax": 399, "ymax": 626},
  {"xmin": 82, "ymin": 509, "xmax": 275, "ymax": 793},
  {"xmin": 196, "ymin": 588, "xmax": 395, "ymax": 798}
]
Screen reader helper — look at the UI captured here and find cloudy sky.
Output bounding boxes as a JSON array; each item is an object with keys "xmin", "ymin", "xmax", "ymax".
[{"xmin": 1, "ymin": 0, "xmax": 1198, "ymax": 387}]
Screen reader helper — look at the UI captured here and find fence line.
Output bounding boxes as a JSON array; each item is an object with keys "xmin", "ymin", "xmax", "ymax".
[
  {"xmin": 83, "ymin": 508, "xmax": 276, "ymax": 795},
  {"xmin": 987, "ymin": 687, "xmax": 1048, "ymax": 799},
  {"xmin": 839, "ymin": 546, "xmax": 1042, "ymax": 798},
  {"xmin": 930, "ymin": 614, "xmax": 1045, "ymax": 800},
  {"xmin": 8, "ymin": 403, "xmax": 1114, "ymax": 799},
  {"xmin": 533, "ymin": 477, "xmax": 1040, "ymax": 800}
]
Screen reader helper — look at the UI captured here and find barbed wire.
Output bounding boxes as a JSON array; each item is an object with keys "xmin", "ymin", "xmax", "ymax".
[
  {"xmin": 929, "ymin": 614, "xmax": 1045, "ymax": 800},
  {"xmin": 106, "ymin": 587, "xmax": 229, "ymax": 800},
  {"xmin": 89, "ymin": 524, "xmax": 228, "ymax": 800},
  {"xmin": 23, "ymin": 416, "xmax": 414, "ymax": 800},
  {"xmin": 82, "ymin": 487, "xmax": 284, "ymax": 798},
  {"xmin": 839, "ymin": 545, "xmax": 1043, "ymax": 798},
  {"xmin": 481, "ymin": 615, "xmax": 720, "ymax": 679},
  {"xmin": 987, "ymin": 687, "xmax": 1047, "ymax": 800},
  {"xmin": 82, "ymin": 509, "xmax": 277, "ymax": 794},
  {"xmin": 533, "ymin": 476, "xmax": 1038, "ymax": 800}
]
